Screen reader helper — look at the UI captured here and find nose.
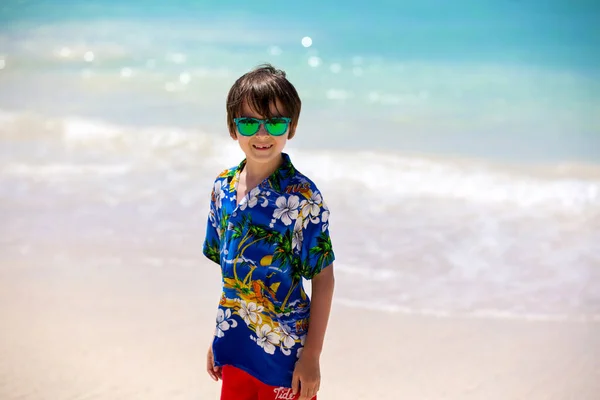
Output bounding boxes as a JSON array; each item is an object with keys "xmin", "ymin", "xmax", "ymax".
[{"xmin": 256, "ymin": 123, "xmax": 269, "ymax": 136}]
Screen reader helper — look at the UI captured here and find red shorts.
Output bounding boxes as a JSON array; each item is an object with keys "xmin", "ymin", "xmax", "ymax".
[{"xmin": 220, "ymin": 365, "xmax": 317, "ymax": 400}]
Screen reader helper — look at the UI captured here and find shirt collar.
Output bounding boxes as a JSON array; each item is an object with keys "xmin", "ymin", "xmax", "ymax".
[{"xmin": 230, "ymin": 152, "xmax": 295, "ymax": 193}]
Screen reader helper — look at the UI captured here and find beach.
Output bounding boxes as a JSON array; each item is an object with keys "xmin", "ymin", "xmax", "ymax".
[
  {"xmin": 0, "ymin": 105, "xmax": 598, "ymax": 400},
  {"xmin": 2, "ymin": 1, "xmax": 600, "ymax": 398},
  {"xmin": 1, "ymin": 109, "xmax": 599, "ymax": 400},
  {"xmin": 1, "ymin": 167, "xmax": 599, "ymax": 400},
  {"xmin": 1, "ymin": 241, "xmax": 599, "ymax": 400}
]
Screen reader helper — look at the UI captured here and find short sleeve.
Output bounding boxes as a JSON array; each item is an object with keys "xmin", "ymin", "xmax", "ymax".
[
  {"xmin": 202, "ymin": 182, "xmax": 222, "ymax": 265},
  {"xmin": 300, "ymin": 194, "xmax": 335, "ymax": 280}
]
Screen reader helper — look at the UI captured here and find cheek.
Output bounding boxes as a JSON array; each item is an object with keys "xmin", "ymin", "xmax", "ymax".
[
  {"xmin": 274, "ymin": 137, "xmax": 288, "ymax": 148},
  {"xmin": 237, "ymin": 136, "xmax": 251, "ymax": 147}
]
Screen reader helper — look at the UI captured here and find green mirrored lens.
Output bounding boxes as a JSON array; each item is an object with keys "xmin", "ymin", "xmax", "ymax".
[
  {"xmin": 265, "ymin": 119, "xmax": 288, "ymax": 136},
  {"xmin": 237, "ymin": 119, "xmax": 260, "ymax": 136}
]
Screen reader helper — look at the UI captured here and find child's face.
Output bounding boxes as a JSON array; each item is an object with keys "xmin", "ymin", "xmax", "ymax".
[{"xmin": 234, "ymin": 99, "xmax": 290, "ymax": 165}]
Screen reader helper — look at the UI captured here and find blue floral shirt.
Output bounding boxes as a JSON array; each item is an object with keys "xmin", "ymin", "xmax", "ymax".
[{"xmin": 202, "ymin": 153, "xmax": 335, "ymax": 388}]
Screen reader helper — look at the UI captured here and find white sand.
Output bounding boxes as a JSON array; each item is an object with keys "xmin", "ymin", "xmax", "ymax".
[{"xmin": 1, "ymin": 242, "xmax": 598, "ymax": 400}]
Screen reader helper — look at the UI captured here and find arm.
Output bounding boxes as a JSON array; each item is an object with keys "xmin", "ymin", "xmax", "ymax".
[
  {"xmin": 206, "ymin": 337, "xmax": 221, "ymax": 381},
  {"xmin": 303, "ymin": 264, "xmax": 335, "ymax": 357},
  {"xmin": 207, "ymin": 293, "xmax": 224, "ymax": 382},
  {"xmin": 292, "ymin": 264, "xmax": 335, "ymax": 399}
]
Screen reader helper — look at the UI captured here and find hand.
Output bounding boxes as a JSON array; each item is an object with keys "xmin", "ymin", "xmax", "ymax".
[
  {"xmin": 291, "ymin": 352, "xmax": 320, "ymax": 400},
  {"xmin": 206, "ymin": 344, "xmax": 221, "ymax": 381}
]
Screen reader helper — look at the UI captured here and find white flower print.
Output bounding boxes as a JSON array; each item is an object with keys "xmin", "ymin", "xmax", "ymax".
[
  {"xmin": 240, "ymin": 187, "xmax": 261, "ymax": 210},
  {"xmin": 256, "ymin": 324, "xmax": 281, "ymax": 355},
  {"xmin": 321, "ymin": 208, "xmax": 330, "ymax": 232},
  {"xmin": 273, "ymin": 195, "xmax": 300, "ymax": 226},
  {"xmin": 215, "ymin": 308, "xmax": 237, "ymax": 338},
  {"xmin": 276, "ymin": 324, "xmax": 299, "ymax": 356},
  {"xmin": 238, "ymin": 300, "xmax": 263, "ymax": 325},
  {"xmin": 209, "ymin": 209, "xmax": 218, "ymax": 229},
  {"xmin": 301, "ymin": 192, "xmax": 322, "ymax": 228},
  {"xmin": 300, "ymin": 191, "xmax": 322, "ymax": 219},
  {"xmin": 292, "ymin": 218, "xmax": 303, "ymax": 251},
  {"xmin": 213, "ymin": 181, "xmax": 226, "ymax": 209},
  {"xmin": 209, "ymin": 209, "xmax": 222, "ymax": 238}
]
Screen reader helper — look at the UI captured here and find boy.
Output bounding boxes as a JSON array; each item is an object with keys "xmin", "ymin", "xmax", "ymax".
[{"xmin": 202, "ymin": 64, "xmax": 336, "ymax": 400}]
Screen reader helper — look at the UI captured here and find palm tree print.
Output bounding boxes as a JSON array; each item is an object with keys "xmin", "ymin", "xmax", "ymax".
[
  {"xmin": 278, "ymin": 257, "xmax": 303, "ymax": 313},
  {"xmin": 273, "ymin": 229, "xmax": 301, "ymax": 312},
  {"xmin": 266, "ymin": 163, "xmax": 296, "ymax": 193},
  {"xmin": 231, "ymin": 215, "xmax": 280, "ymax": 284},
  {"xmin": 202, "ymin": 153, "xmax": 336, "ymax": 366},
  {"xmin": 308, "ymin": 232, "xmax": 334, "ymax": 277},
  {"xmin": 241, "ymin": 229, "xmax": 282, "ymax": 285},
  {"xmin": 204, "ymin": 238, "xmax": 220, "ymax": 264}
]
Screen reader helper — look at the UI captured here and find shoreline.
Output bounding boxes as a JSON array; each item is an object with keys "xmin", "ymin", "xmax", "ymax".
[{"xmin": 2, "ymin": 107, "xmax": 600, "ymax": 170}]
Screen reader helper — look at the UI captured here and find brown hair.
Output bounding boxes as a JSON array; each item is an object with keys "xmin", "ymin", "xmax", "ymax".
[{"xmin": 226, "ymin": 64, "xmax": 302, "ymax": 139}]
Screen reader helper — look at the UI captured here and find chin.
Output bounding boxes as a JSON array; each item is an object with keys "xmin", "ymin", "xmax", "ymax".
[
  {"xmin": 252, "ymin": 152, "xmax": 280, "ymax": 162},
  {"xmin": 247, "ymin": 146, "xmax": 280, "ymax": 156}
]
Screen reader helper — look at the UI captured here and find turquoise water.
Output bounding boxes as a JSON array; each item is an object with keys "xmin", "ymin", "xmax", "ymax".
[
  {"xmin": 3, "ymin": 0, "xmax": 599, "ymax": 69},
  {"xmin": 1, "ymin": 0, "xmax": 600, "ymax": 320},
  {"xmin": 1, "ymin": 0, "xmax": 599, "ymax": 162}
]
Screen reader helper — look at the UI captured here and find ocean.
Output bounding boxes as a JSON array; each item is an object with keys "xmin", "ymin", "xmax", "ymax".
[{"xmin": 1, "ymin": 0, "xmax": 599, "ymax": 321}]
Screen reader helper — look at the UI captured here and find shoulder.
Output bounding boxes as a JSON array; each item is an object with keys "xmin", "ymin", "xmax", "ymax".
[
  {"xmin": 210, "ymin": 165, "xmax": 237, "ymax": 189},
  {"xmin": 281, "ymin": 168, "xmax": 325, "ymax": 201},
  {"xmin": 215, "ymin": 166, "xmax": 237, "ymax": 181}
]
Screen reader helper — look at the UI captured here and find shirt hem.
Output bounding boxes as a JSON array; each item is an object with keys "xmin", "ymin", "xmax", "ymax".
[
  {"xmin": 215, "ymin": 360, "xmax": 292, "ymax": 388},
  {"xmin": 202, "ymin": 249, "xmax": 221, "ymax": 265}
]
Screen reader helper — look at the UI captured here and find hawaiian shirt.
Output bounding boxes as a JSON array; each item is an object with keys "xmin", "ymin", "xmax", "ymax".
[{"xmin": 202, "ymin": 152, "xmax": 335, "ymax": 388}]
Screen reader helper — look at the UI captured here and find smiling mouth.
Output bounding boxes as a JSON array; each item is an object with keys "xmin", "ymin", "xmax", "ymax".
[{"xmin": 253, "ymin": 144, "xmax": 273, "ymax": 150}]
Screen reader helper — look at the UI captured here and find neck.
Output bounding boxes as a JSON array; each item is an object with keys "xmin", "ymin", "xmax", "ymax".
[{"xmin": 241, "ymin": 154, "xmax": 283, "ymax": 187}]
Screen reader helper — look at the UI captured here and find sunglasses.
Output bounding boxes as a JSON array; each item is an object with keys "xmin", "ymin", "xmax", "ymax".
[{"xmin": 234, "ymin": 117, "xmax": 291, "ymax": 137}]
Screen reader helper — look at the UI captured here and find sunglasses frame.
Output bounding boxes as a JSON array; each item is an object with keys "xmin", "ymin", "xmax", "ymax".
[{"xmin": 233, "ymin": 117, "xmax": 292, "ymax": 137}]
